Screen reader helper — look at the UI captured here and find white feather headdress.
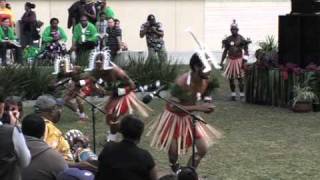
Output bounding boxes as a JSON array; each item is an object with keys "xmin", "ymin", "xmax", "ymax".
[
  {"xmin": 85, "ymin": 49, "xmax": 113, "ymax": 72},
  {"xmin": 52, "ymin": 55, "xmax": 72, "ymax": 75}
]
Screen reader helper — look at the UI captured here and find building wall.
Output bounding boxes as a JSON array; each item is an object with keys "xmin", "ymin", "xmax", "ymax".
[
  {"xmin": 9, "ymin": 0, "xmax": 291, "ymax": 52},
  {"xmin": 205, "ymin": 1, "xmax": 290, "ymax": 51},
  {"xmin": 10, "ymin": 0, "xmax": 205, "ymax": 52}
]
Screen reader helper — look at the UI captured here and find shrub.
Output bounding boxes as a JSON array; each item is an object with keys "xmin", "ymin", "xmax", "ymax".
[
  {"xmin": 121, "ymin": 54, "xmax": 179, "ymax": 85},
  {"xmin": 0, "ymin": 65, "xmax": 54, "ymax": 100}
]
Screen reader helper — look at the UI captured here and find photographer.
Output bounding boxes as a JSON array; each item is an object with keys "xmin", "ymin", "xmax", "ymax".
[{"xmin": 140, "ymin": 14, "xmax": 167, "ymax": 61}]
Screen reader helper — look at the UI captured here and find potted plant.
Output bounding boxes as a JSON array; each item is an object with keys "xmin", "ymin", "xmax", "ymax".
[
  {"xmin": 292, "ymin": 85, "xmax": 319, "ymax": 113},
  {"xmin": 307, "ymin": 71, "xmax": 320, "ymax": 112}
]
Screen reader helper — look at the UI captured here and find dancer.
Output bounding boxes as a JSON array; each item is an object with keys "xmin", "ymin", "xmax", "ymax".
[
  {"xmin": 147, "ymin": 51, "xmax": 222, "ymax": 171},
  {"xmin": 85, "ymin": 50, "xmax": 152, "ymax": 142},
  {"xmin": 52, "ymin": 56, "xmax": 91, "ymax": 122},
  {"xmin": 220, "ymin": 20, "xmax": 251, "ymax": 101}
]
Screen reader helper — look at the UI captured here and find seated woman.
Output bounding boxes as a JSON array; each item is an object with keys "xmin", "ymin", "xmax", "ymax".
[
  {"xmin": 0, "ymin": 17, "xmax": 22, "ymax": 65},
  {"xmin": 42, "ymin": 17, "xmax": 68, "ymax": 48},
  {"xmin": 40, "ymin": 18, "xmax": 68, "ymax": 63}
]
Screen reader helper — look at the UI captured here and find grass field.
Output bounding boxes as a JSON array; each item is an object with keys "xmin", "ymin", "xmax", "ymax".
[{"xmin": 23, "ymin": 76, "xmax": 320, "ymax": 180}]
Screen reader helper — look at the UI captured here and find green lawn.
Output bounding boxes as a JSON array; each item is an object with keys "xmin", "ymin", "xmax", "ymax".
[{"xmin": 23, "ymin": 77, "xmax": 320, "ymax": 180}]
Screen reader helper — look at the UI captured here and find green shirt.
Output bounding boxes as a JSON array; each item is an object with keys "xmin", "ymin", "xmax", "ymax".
[
  {"xmin": 42, "ymin": 26, "xmax": 68, "ymax": 44},
  {"xmin": 104, "ymin": 7, "xmax": 115, "ymax": 20},
  {"xmin": 72, "ymin": 22, "xmax": 98, "ymax": 44},
  {"xmin": 0, "ymin": 26, "xmax": 16, "ymax": 42}
]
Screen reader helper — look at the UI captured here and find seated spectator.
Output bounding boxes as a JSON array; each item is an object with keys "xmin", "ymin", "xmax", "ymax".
[
  {"xmin": 0, "ymin": 96, "xmax": 23, "ymax": 125},
  {"xmin": 0, "ymin": 18, "xmax": 22, "ymax": 65},
  {"xmin": 21, "ymin": 114, "xmax": 68, "ymax": 180},
  {"xmin": 176, "ymin": 167, "xmax": 199, "ymax": 180},
  {"xmin": 65, "ymin": 129, "xmax": 97, "ymax": 162},
  {"xmin": 0, "ymin": 0, "xmax": 15, "ymax": 27},
  {"xmin": 20, "ymin": 2, "xmax": 38, "ymax": 48},
  {"xmin": 34, "ymin": 95, "xmax": 74, "ymax": 162},
  {"xmin": 0, "ymin": 119, "xmax": 30, "ymax": 180},
  {"xmin": 106, "ymin": 18, "xmax": 121, "ymax": 61},
  {"xmin": 95, "ymin": 115, "xmax": 158, "ymax": 180},
  {"xmin": 42, "ymin": 18, "xmax": 68, "ymax": 48},
  {"xmin": 71, "ymin": 15, "xmax": 98, "ymax": 66},
  {"xmin": 57, "ymin": 168, "xmax": 94, "ymax": 180}
]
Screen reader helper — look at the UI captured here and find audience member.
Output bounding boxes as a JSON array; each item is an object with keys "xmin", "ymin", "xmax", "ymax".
[
  {"xmin": 64, "ymin": 129, "xmax": 97, "ymax": 163},
  {"xmin": 0, "ymin": 96, "xmax": 23, "ymax": 125},
  {"xmin": 140, "ymin": 14, "xmax": 167, "ymax": 61},
  {"xmin": 0, "ymin": 119, "xmax": 30, "ymax": 180},
  {"xmin": 95, "ymin": 115, "xmax": 158, "ymax": 180},
  {"xmin": 83, "ymin": 0, "xmax": 97, "ymax": 24},
  {"xmin": 21, "ymin": 113, "xmax": 68, "ymax": 180},
  {"xmin": 57, "ymin": 168, "xmax": 94, "ymax": 180},
  {"xmin": 96, "ymin": 12, "xmax": 108, "ymax": 35},
  {"xmin": 71, "ymin": 15, "xmax": 98, "ymax": 66},
  {"xmin": 106, "ymin": 18, "xmax": 121, "ymax": 61},
  {"xmin": 42, "ymin": 18, "xmax": 68, "ymax": 48},
  {"xmin": 0, "ymin": 18, "xmax": 22, "ymax": 65},
  {"xmin": 114, "ymin": 19, "xmax": 128, "ymax": 51},
  {"xmin": 101, "ymin": 0, "xmax": 115, "ymax": 20},
  {"xmin": 0, "ymin": 0, "xmax": 15, "ymax": 27},
  {"xmin": 20, "ymin": 2, "xmax": 38, "ymax": 48},
  {"xmin": 34, "ymin": 95, "xmax": 74, "ymax": 162},
  {"xmin": 159, "ymin": 174, "xmax": 177, "ymax": 180},
  {"xmin": 96, "ymin": 12, "xmax": 108, "ymax": 48},
  {"xmin": 177, "ymin": 167, "xmax": 199, "ymax": 180},
  {"xmin": 68, "ymin": 0, "xmax": 86, "ymax": 29},
  {"xmin": 68, "ymin": 0, "xmax": 97, "ymax": 29}
]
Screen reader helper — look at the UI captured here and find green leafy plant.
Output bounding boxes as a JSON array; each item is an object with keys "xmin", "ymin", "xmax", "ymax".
[
  {"xmin": 121, "ymin": 54, "xmax": 179, "ymax": 85},
  {"xmin": 292, "ymin": 84, "xmax": 319, "ymax": 106},
  {"xmin": 307, "ymin": 72, "xmax": 320, "ymax": 98},
  {"xmin": 0, "ymin": 65, "xmax": 54, "ymax": 100},
  {"xmin": 258, "ymin": 35, "xmax": 278, "ymax": 52},
  {"xmin": 255, "ymin": 35, "xmax": 279, "ymax": 67}
]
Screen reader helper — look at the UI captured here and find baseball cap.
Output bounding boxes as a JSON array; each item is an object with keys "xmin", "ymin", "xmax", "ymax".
[
  {"xmin": 57, "ymin": 168, "xmax": 94, "ymax": 180},
  {"xmin": 34, "ymin": 95, "xmax": 64, "ymax": 112}
]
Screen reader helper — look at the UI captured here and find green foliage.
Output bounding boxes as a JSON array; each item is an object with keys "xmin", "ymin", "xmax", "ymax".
[
  {"xmin": 258, "ymin": 35, "xmax": 278, "ymax": 52},
  {"xmin": 121, "ymin": 54, "xmax": 179, "ymax": 85},
  {"xmin": 293, "ymin": 84, "xmax": 319, "ymax": 106},
  {"xmin": 307, "ymin": 72, "xmax": 320, "ymax": 98},
  {"xmin": 0, "ymin": 65, "xmax": 54, "ymax": 100},
  {"xmin": 254, "ymin": 35, "xmax": 279, "ymax": 67},
  {"xmin": 0, "ymin": 65, "xmax": 31, "ymax": 100},
  {"xmin": 23, "ymin": 46, "xmax": 41, "ymax": 62}
]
